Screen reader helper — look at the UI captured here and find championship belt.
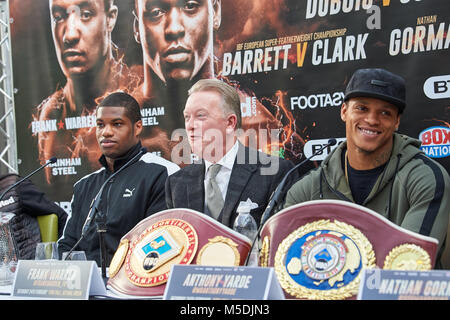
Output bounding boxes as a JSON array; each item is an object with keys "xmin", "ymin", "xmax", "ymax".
[
  {"xmin": 107, "ymin": 208, "xmax": 251, "ymax": 297},
  {"xmin": 259, "ymin": 200, "xmax": 438, "ymax": 300}
]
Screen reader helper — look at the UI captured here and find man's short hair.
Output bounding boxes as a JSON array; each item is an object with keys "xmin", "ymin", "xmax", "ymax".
[
  {"xmin": 188, "ymin": 79, "xmax": 242, "ymax": 129},
  {"xmin": 97, "ymin": 92, "xmax": 142, "ymax": 124},
  {"xmin": 104, "ymin": 0, "xmax": 113, "ymax": 12},
  {"xmin": 134, "ymin": 0, "xmax": 217, "ymax": 12}
]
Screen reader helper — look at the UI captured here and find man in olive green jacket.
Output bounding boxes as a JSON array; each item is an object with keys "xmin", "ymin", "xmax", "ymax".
[{"xmin": 284, "ymin": 68, "xmax": 450, "ymax": 268}]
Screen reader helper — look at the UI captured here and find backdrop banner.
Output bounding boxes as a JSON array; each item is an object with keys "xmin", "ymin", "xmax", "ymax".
[{"xmin": 9, "ymin": 0, "xmax": 450, "ymax": 213}]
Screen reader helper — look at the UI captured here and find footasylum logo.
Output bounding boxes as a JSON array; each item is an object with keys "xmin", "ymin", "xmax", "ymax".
[{"xmin": 419, "ymin": 126, "xmax": 450, "ymax": 158}]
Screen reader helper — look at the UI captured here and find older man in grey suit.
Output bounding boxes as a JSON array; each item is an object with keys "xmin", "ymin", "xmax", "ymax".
[{"xmin": 165, "ymin": 79, "xmax": 298, "ymax": 228}]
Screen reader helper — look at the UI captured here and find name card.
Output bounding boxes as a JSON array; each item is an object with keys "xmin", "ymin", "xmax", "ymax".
[
  {"xmin": 11, "ymin": 260, "xmax": 106, "ymax": 300},
  {"xmin": 163, "ymin": 265, "xmax": 284, "ymax": 300},
  {"xmin": 358, "ymin": 269, "xmax": 450, "ymax": 300}
]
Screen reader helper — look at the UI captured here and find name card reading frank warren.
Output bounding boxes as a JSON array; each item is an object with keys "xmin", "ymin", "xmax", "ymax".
[{"xmin": 11, "ymin": 260, "xmax": 106, "ymax": 300}]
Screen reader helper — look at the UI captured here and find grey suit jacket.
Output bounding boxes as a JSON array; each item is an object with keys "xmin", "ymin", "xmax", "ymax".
[{"xmin": 165, "ymin": 144, "xmax": 299, "ymax": 228}]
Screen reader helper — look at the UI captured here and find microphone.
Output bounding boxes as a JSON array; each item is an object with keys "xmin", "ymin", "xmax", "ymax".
[
  {"xmin": 81, "ymin": 147, "xmax": 147, "ymax": 236},
  {"xmin": 64, "ymin": 147, "xmax": 147, "ymax": 261},
  {"xmin": 0, "ymin": 157, "xmax": 57, "ymax": 202},
  {"xmin": 244, "ymin": 138, "xmax": 337, "ymax": 266}
]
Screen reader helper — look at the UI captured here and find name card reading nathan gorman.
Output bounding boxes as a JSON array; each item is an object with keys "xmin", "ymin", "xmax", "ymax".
[
  {"xmin": 11, "ymin": 260, "xmax": 106, "ymax": 300},
  {"xmin": 358, "ymin": 269, "xmax": 450, "ymax": 300},
  {"xmin": 163, "ymin": 265, "xmax": 284, "ymax": 300}
]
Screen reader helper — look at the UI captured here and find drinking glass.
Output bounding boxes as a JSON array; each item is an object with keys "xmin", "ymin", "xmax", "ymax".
[
  {"xmin": 35, "ymin": 242, "xmax": 58, "ymax": 260},
  {"xmin": 62, "ymin": 251, "xmax": 87, "ymax": 261}
]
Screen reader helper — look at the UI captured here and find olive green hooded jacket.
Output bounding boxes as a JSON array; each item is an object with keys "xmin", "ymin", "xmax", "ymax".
[{"xmin": 284, "ymin": 133, "xmax": 449, "ymax": 266}]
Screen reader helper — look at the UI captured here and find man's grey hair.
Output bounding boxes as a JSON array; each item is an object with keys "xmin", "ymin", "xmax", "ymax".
[{"xmin": 188, "ymin": 79, "xmax": 242, "ymax": 129}]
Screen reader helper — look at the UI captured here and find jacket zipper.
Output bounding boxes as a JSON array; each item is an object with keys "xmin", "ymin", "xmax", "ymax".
[{"xmin": 105, "ymin": 178, "xmax": 114, "ymax": 219}]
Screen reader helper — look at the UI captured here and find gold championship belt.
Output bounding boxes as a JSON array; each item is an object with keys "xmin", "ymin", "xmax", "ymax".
[
  {"xmin": 259, "ymin": 200, "xmax": 438, "ymax": 300},
  {"xmin": 107, "ymin": 208, "xmax": 251, "ymax": 297}
]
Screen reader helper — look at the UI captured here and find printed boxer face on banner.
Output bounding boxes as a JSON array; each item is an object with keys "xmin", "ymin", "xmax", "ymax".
[
  {"xmin": 134, "ymin": 0, "xmax": 221, "ymax": 83},
  {"xmin": 184, "ymin": 90, "xmax": 237, "ymax": 161},
  {"xmin": 49, "ymin": 0, "xmax": 117, "ymax": 77},
  {"xmin": 341, "ymin": 97, "xmax": 401, "ymax": 157},
  {"xmin": 96, "ymin": 107, "xmax": 143, "ymax": 163}
]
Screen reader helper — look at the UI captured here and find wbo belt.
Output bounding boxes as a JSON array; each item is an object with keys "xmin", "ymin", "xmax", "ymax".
[
  {"xmin": 107, "ymin": 208, "xmax": 251, "ymax": 298},
  {"xmin": 259, "ymin": 200, "xmax": 438, "ymax": 300}
]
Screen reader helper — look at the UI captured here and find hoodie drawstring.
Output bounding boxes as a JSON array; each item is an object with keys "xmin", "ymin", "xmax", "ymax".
[
  {"xmin": 387, "ymin": 154, "xmax": 402, "ymax": 219},
  {"xmin": 319, "ymin": 168, "xmax": 324, "ymax": 199}
]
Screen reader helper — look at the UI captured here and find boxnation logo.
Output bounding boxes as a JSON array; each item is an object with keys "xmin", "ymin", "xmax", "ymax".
[{"xmin": 419, "ymin": 126, "xmax": 450, "ymax": 159}]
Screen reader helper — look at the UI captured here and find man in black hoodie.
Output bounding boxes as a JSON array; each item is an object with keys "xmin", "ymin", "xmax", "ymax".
[
  {"xmin": 58, "ymin": 92, "xmax": 179, "ymax": 265},
  {"xmin": 0, "ymin": 174, "xmax": 68, "ymax": 259}
]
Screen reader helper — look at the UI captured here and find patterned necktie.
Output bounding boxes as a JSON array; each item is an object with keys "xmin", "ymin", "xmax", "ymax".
[{"xmin": 206, "ymin": 164, "xmax": 224, "ymax": 219}]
